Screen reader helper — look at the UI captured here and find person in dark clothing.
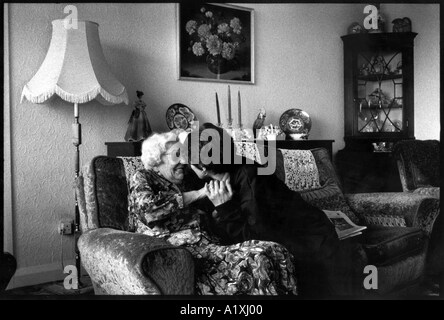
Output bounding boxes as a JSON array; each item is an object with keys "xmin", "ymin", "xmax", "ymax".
[{"xmin": 185, "ymin": 122, "xmax": 362, "ymax": 297}]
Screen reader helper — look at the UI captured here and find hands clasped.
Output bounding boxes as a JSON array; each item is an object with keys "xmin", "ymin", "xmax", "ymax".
[{"xmin": 204, "ymin": 178, "xmax": 233, "ymax": 207}]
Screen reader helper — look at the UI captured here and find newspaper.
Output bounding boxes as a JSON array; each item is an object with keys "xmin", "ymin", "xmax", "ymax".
[{"xmin": 323, "ymin": 210, "xmax": 367, "ymax": 240}]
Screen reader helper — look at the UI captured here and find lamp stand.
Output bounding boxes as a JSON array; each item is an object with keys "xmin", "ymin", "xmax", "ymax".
[{"xmin": 72, "ymin": 102, "xmax": 82, "ymax": 287}]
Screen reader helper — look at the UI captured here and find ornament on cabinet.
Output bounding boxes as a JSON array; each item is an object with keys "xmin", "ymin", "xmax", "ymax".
[
  {"xmin": 392, "ymin": 17, "xmax": 412, "ymax": 33},
  {"xmin": 348, "ymin": 22, "xmax": 365, "ymax": 34}
]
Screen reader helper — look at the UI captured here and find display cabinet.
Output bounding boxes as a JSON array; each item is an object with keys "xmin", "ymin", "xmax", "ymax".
[
  {"xmin": 342, "ymin": 32, "xmax": 417, "ymax": 147},
  {"xmin": 337, "ymin": 32, "xmax": 417, "ymax": 193}
]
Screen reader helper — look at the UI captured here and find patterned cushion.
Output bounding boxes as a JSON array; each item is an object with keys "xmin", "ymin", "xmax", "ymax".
[{"xmin": 91, "ymin": 156, "xmax": 132, "ymax": 231}]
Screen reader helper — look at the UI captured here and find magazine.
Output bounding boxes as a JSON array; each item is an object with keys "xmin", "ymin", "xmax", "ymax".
[{"xmin": 323, "ymin": 210, "xmax": 367, "ymax": 240}]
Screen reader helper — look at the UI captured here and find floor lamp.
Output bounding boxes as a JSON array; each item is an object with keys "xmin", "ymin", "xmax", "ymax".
[{"xmin": 21, "ymin": 19, "xmax": 129, "ymax": 287}]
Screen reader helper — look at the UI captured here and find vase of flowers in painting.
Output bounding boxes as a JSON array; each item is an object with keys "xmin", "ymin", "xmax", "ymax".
[
  {"xmin": 186, "ymin": 6, "xmax": 245, "ymax": 77},
  {"xmin": 206, "ymin": 55, "xmax": 230, "ymax": 75}
]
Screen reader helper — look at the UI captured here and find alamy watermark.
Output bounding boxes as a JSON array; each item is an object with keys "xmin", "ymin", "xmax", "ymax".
[{"xmin": 166, "ymin": 122, "xmax": 277, "ymax": 176}]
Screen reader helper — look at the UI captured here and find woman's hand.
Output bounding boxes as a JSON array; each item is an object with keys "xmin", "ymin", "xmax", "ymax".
[
  {"xmin": 182, "ymin": 186, "xmax": 207, "ymax": 207},
  {"xmin": 205, "ymin": 179, "xmax": 233, "ymax": 207}
]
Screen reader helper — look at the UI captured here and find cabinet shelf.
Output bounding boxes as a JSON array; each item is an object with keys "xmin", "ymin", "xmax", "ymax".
[
  {"xmin": 358, "ymin": 74, "xmax": 403, "ymax": 82},
  {"xmin": 360, "ymin": 105, "xmax": 403, "ymax": 110}
]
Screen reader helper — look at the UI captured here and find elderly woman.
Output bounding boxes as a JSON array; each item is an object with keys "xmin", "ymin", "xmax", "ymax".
[{"xmin": 128, "ymin": 131, "xmax": 298, "ymax": 295}]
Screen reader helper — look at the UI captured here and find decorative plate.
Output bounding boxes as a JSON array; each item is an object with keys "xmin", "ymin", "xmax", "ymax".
[
  {"xmin": 279, "ymin": 109, "xmax": 312, "ymax": 135},
  {"xmin": 166, "ymin": 103, "xmax": 197, "ymax": 130}
]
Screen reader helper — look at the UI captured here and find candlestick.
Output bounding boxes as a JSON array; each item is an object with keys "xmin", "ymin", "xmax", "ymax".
[
  {"xmin": 238, "ymin": 90, "xmax": 242, "ymax": 127},
  {"xmin": 215, "ymin": 92, "xmax": 221, "ymax": 125},
  {"xmin": 228, "ymin": 85, "xmax": 232, "ymax": 123}
]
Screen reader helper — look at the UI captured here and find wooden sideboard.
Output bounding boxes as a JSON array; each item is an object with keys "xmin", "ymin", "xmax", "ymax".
[
  {"xmin": 105, "ymin": 141, "xmax": 142, "ymax": 157},
  {"xmin": 105, "ymin": 140, "xmax": 335, "ymax": 159}
]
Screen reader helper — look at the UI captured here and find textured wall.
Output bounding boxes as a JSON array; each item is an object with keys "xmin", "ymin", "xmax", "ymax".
[{"xmin": 6, "ymin": 3, "xmax": 440, "ymax": 288}]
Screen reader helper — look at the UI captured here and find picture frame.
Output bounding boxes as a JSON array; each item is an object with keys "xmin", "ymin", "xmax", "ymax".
[{"xmin": 176, "ymin": 3, "xmax": 255, "ymax": 84}]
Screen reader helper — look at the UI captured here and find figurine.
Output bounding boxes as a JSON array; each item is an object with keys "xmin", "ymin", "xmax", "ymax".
[
  {"xmin": 371, "ymin": 56, "xmax": 386, "ymax": 74},
  {"xmin": 252, "ymin": 108, "xmax": 266, "ymax": 138},
  {"xmin": 348, "ymin": 22, "xmax": 365, "ymax": 34},
  {"xmin": 392, "ymin": 17, "xmax": 412, "ymax": 33},
  {"xmin": 124, "ymin": 90, "xmax": 152, "ymax": 142},
  {"xmin": 368, "ymin": 88, "xmax": 390, "ymax": 107},
  {"xmin": 359, "ymin": 63, "xmax": 370, "ymax": 76}
]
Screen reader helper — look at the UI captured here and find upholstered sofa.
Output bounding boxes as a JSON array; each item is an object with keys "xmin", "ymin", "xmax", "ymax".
[{"xmin": 75, "ymin": 145, "xmax": 440, "ymax": 296}]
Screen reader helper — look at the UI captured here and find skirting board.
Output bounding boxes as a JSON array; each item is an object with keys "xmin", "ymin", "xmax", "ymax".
[{"xmin": 6, "ymin": 259, "xmax": 75, "ymax": 290}]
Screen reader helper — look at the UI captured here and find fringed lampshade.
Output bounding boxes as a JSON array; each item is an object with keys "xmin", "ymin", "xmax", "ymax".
[
  {"xmin": 21, "ymin": 19, "xmax": 128, "ymax": 289},
  {"xmin": 21, "ymin": 19, "xmax": 128, "ymax": 106}
]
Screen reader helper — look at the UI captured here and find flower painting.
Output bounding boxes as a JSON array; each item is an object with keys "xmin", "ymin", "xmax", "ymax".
[{"xmin": 178, "ymin": 3, "xmax": 254, "ymax": 84}]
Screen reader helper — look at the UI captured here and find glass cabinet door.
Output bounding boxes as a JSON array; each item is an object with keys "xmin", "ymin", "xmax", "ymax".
[{"xmin": 356, "ymin": 49, "xmax": 403, "ymax": 135}]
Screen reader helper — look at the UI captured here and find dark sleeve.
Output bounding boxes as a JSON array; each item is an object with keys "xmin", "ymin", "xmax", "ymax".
[{"xmin": 210, "ymin": 167, "xmax": 260, "ymax": 244}]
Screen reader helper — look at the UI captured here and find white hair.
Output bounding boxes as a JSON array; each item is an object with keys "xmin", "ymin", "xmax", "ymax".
[{"xmin": 141, "ymin": 131, "xmax": 179, "ymax": 169}]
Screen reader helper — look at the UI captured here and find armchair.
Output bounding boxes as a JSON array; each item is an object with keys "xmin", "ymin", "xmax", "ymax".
[
  {"xmin": 271, "ymin": 146, "xmax": 439, "ymax": 295},
  {"xmin": 75, "ymin": 146, "xmax": 439, "ymax": 296},
  {"xmin": 76, "ymin": 156, "xmax": 195, "ymax": 295}
]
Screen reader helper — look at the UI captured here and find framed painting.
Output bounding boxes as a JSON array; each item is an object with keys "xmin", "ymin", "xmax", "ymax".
[{"xmin": 177, "ymin": 3, "xmax": 254, "ymax": 84}]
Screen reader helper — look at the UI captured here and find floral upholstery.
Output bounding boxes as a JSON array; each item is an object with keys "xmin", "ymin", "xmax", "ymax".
[{"xmin": 78, "ymin": 228, "xmax": 195, "ymax": 294}]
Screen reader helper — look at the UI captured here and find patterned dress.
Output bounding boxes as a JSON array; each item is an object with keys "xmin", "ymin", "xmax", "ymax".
[{"xmin": 128, "ymin": 168, "xmax": 298, "ymax": 295}]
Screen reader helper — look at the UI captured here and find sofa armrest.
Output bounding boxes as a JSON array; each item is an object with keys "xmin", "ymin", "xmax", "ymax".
[
  {"xmin": 78, "ymin": 228, "xmax": 195, "ymax": 295},
  {"xmin": 345, "ymin": 192, "xmax": 440, "ymax": 236}
]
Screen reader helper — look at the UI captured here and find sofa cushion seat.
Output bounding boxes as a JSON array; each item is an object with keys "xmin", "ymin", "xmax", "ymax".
[{"xmin": 360, "ymin": 226, "xmax": 426, "ymax": 266}]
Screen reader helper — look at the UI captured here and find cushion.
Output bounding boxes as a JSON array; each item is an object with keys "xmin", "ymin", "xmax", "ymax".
[
  {"xmin": 360, "ymin": 226, "xmax": 427, "ymax": 266},
  {"xmin": 92, "ymin": 156, "xmax": 132, "ymax": 231}
]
